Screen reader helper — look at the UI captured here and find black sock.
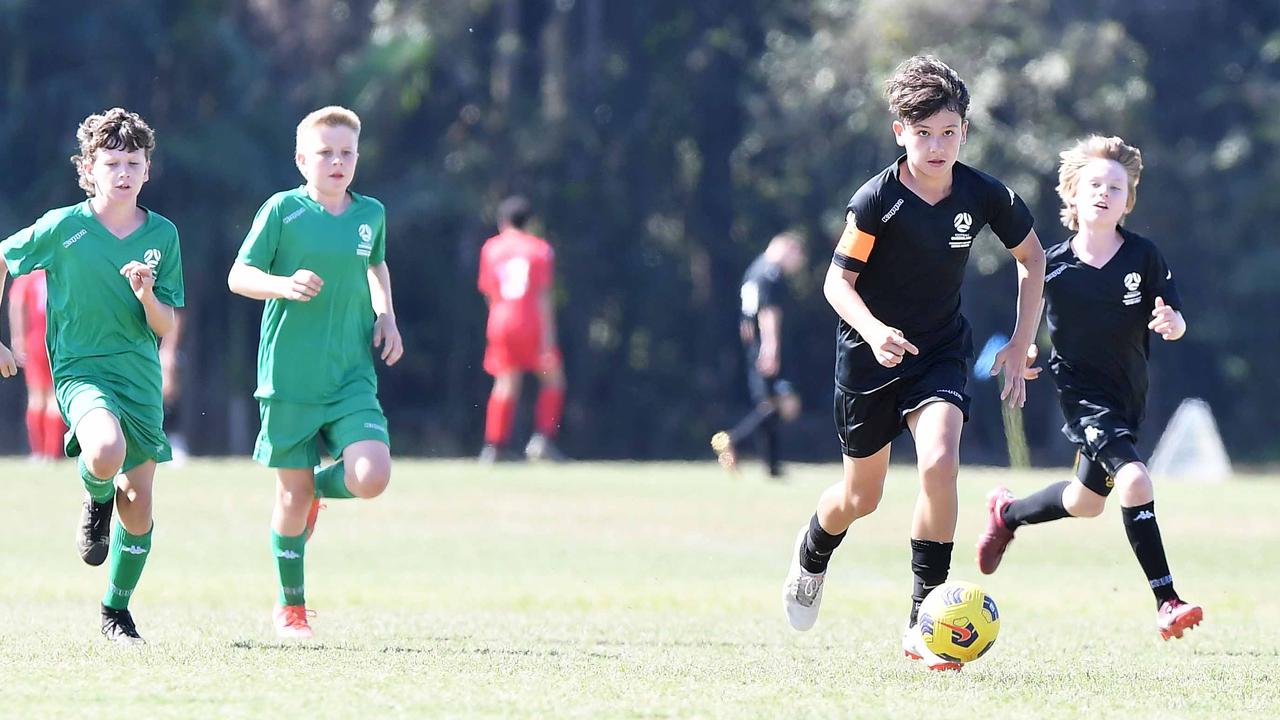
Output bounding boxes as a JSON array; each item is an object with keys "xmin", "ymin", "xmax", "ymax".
[
  {"xmin": 1002, "ymin": 481, "xmax": 1071, "ymax": 530},
  {"xmin": 799, "ymin": 513, "xmax": 845, "ymax": 574},
  {"xmin": 762, "ymin": 414, "xmax": 781, "ymax": 476},
  {"xmin": 1121, "ymin": 501, "xmax": 1178, "ymax": 606},
  {"xmin": 909, "ymin": 539, "xmax": 954, "ymax": 625}
]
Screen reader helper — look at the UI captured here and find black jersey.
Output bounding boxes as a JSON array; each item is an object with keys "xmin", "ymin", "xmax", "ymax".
[
  {"xmin": 740, "ymin": 254, "xmax": 788, "ymax": 347},
  {"xmin": 1044, "ymin": 227, "xmax": 1181, "ymax": 434},
  {"xmin": 830, "ymin": 156, "xmax": 1034, "ymax": 392}
]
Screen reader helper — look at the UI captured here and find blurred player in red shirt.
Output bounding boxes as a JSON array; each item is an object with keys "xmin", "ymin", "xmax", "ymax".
[
  {"xmin": 477, "ymin": 196, "xmax": 566, "ymax": 462},
  {"xmin": 7, "ymin": 269, "xmax": 66, "ymax": 459}
]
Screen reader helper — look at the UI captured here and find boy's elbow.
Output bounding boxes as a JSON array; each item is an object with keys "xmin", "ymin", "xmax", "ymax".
[{"xmin": 227, "ymin": 265, "xmax": 247, "ymax": 295}]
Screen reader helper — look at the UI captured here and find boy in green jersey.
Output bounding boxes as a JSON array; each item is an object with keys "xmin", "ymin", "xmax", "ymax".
[
  {"xmin": 0, "ymin": 108, "xmax": 184, "ymax": 644},
  {"xmin": 228, "ymin": 106, "xmax": 403, "ymax": 639}
]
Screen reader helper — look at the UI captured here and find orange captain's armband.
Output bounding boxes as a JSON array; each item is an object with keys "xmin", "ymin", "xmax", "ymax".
[{"xmin": 834, "ymin": 213, "xmax": 875, "ymax": 262}]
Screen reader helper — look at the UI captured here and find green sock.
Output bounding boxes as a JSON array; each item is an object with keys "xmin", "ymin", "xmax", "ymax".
[
  {"xmin": 79, "ymin": 457, "xmax": 115, "ymax": 504},
  {"xmin": 272, "ymin": 530, "xmax": 307, "ymax": 606},
  {"xmin": 103, "ymin": 521, "xmax": 153, "ymax": 610},
  {"xmin": 315, "ymin": 462, "xmax": 355, "ymax": 499}
]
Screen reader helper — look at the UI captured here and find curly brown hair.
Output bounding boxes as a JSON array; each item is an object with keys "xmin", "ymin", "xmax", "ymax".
[
  {"xmin": 70, "ymin": 108, "xmax": 156, "ymax": 197},
  {"xmin": 885, "ymin": 56, "xmax": 970, "ymax": 124}
]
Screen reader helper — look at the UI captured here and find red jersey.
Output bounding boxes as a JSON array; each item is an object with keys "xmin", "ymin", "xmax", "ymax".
[
  {"xmin": 478, "ymin": 228, "xmax": 554, "ymax": 343},
  {"xmin": 9, "ymin": 269, "xmax": 49, "ymax": 350}
]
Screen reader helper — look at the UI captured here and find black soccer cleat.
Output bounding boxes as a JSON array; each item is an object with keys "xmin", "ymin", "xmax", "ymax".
[
  {"xmin": 76, "ymin": 493, "xmax": 114, "ymax": 566},
  {"xmin": 100, "ymin": 605, "xmax": 146, "ymax": 645}
]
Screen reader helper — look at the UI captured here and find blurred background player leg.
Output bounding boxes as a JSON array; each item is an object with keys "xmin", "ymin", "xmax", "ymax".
[
  {"xmin": 481, "ymin": 369, "xmax": 521, "ymax": 463},
  {"xmin": 8, "ymin": 269, "xmax": 65, "ymax": 461},
  {"xmin": 526, "ymin": 349, "xmax": 567, "ymax": 462}
]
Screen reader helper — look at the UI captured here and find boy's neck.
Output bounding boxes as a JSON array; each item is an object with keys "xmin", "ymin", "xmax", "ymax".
[
  {"xmin": 1075, "ymin": 221, "xmax": 1121, "ymax": 249},
  {"xmin": 89, "ymin": 195, "xmax": 141, "ymax": 224},
  {"xmin": 306, "ymin": 184, "xmax": 353, "ymax": 215},
  {"xmin": 899, "ymin": 158, "xmax": 952, "ymax": 204}
]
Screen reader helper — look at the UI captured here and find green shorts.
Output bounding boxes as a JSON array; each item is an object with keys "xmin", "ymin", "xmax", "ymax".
[
  {"xmin": 59, "ymin": 378, "xmax": 172, "ymax": 472},
  {"xmin": 253, "ymin": 393, "xmax": 390, "ymax": 468}
]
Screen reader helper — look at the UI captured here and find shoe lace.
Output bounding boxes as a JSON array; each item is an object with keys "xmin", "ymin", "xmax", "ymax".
[
  {"xmin": 83, "ymin": 497, "xmax": 112, "ymax": 537},
  {"xmin": 792, "ymin": 573, "xmax": 823, "ymax": 607},
  {"xmin": 104, "ymin": 608, "xmax": 140, "ymax": 637},
  {"xmin": 281, "ymin": 605, "xmax": 316, "ymax": 627}
]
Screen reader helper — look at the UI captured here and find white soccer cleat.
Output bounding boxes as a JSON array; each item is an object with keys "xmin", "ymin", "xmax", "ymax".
[
  {"xmin": 782, "ymin": 526, "xmax": 825, "ymax": 631},
  {"xmin": 902, "ymin": 623, "xmax": 963, "ymax": 671}
]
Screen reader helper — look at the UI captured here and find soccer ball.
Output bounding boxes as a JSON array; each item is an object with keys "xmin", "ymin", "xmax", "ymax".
[{"xmin": 917, "ymin": 580, "xmax": 1000, "ymax": 663}]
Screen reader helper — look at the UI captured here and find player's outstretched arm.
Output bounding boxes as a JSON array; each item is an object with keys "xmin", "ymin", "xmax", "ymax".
[
  {"xmin": 823, "ymin": 263, "xmax": 918, "ymax": 368},
  {"xmin": 6, "ymin": 270, "xmax": 26, "ymax": 366},
  {"xmin": 0, "ymin": 266, "xmax": 15, "ymax": 377},
  {"xmin": 227, "ymin": 262, "xmax": 323, "ymax": 302},
  {"xmin": 990, "ymin": 230, "xmax": 1046, "ymax": 408},
  {"xmin": 368, "ymin": 262, "xmax": 402, "ymax": 366}
]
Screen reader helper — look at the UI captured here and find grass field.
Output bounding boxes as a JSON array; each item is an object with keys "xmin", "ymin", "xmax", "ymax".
[{"xmin": 0, "ymin": 458, "xmax": 1276, "ymax": 718}]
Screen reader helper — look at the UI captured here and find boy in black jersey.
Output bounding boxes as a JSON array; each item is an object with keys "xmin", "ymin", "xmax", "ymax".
[
  {"xmin": 711, "ymin": 232, "xmax": 806, "ymax": 478},
  {"xmin": 780, "ymin": 56, "xmax": 1045, "ymax": 670},
  {"xmin": 976, "ymin": 135, "xmax": 1203, "ymax": 641}
]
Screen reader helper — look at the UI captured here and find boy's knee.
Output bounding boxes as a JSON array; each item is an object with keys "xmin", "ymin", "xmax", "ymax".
[
  {"xmin": 83, "ymin": 442, "xmax": 126, "ymax": 478},
  {"xmin": 837, "ymin": 486, "xmax": 882, "ymax": 520},
  {"xmin": 918, "ymin": 450, "xmax": 959, "ymax": 488},
  {"xmin": 349, "ymin": 457, "xmax": 391, "ymax": 499},
  {"xmin": 275, "ymin": 484, "xmax": 315, "ymax": 512}
]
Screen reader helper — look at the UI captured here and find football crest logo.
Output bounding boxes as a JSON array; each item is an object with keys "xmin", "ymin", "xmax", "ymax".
[
  {"xmin": 949, "ymin": 212, "xmax": 974, "ymax": 249},
  {"xmin": 143, "ymin": 248, "xmax": 161, "ymax": 269},
  {"xmin": 356, "ymin": 224, "xmax": 374, "ymax": 257},
  {"xmin": 1123, "ymin": 272, "xmax": 1142, "ymax": 306}
]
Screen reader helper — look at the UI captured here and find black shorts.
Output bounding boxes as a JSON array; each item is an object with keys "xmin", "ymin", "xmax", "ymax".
[
  {"xmin": 1059, "ymin": 389, "xmax": 1144, "ymax": 495},
  {"xmin": 1073, "ymin": 438, "xmax": 1143, "ymax": 496},
  {"xmin": 834, "ymin": 356, "xmax": 971, "ymax": 458}
]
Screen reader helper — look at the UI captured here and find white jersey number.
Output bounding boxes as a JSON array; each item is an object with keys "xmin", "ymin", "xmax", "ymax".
[{"xmin": 497, "ymin": 258, "xmax": 532, "ymax": 300}]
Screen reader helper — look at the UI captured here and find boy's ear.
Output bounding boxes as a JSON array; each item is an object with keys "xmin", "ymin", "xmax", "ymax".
[{"xmin": 892, "ymin": 119, "xmax": 906, "ymax": 147}]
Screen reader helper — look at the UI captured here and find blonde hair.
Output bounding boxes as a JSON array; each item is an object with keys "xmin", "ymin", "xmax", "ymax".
[
  {"xmin": 70, "ymin": 108, "xmax": 156, "ymax": 197},
  {"xmin": 1057, "ymin": 135, "xmax": 1143, "ymax": 231},
  {"xmin": 295, "ymin": 105, "xmax": 362, "ymax": 152}
]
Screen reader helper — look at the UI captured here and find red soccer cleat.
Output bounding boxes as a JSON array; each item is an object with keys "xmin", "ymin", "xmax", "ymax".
[
  {"xmin": 273, "ymin": 604, "xmax": 315, "ymax": 639},
  {"xmin": 1157, "ymin": 598, "xmax": 1203, "ymax": 640},
  {"xmin": 977, "ymin": 486, "xmax": 1017, "ymax": 575}
]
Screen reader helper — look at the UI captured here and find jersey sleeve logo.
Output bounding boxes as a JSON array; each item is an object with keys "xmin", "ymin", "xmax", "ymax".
[
  {"xmin": 1123, "ymin": 272, "xmax": 1142, "ymax": 305},
  {"xmin": 949, "ymin": 212, "xmax": 974, "ymax": 249},
  {"xmin": 356, "ymin": 223, "xmax": 374, "ymax": 257},
  {"xmin": 143, "ymin": 248, "xmax": 162, "ymax": 269}
]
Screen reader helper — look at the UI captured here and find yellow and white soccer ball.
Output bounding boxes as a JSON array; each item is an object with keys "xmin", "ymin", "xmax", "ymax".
[{"xmin": 917, "ymin": 580, "xmax": 1001, "ymax": 664}]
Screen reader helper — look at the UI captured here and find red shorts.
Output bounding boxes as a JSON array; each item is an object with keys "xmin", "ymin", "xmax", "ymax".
[
  {"xmin": 484, "ymin": 339, "xmax": 560, "ymax": 376},
  {"xmin": 22, "ymin": 342, "xmax": 52, "ymax": 392}
]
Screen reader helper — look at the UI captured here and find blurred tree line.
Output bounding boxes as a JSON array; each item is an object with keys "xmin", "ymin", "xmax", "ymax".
[{"xmin": 0, "ymin": 0, "xmax": 1276, "ymax": 463}]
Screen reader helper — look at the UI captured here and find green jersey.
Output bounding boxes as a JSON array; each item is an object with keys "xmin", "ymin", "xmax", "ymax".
[
  {"xmin": 1, "ymin": 201, "xmax": 184, "ymax": 410},
  {"xmin": 236, "ymin": 187, "xmax": 386, "ymax": 403}
]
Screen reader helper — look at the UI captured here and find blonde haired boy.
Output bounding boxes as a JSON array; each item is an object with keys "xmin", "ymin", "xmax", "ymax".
[
  {"xmin": 229, "ymin": 105, "xmax": 403, "ymax": 639},
  {"xmin": 976, "ymin": 135, "xmax": 1203, "ymax": 641}
]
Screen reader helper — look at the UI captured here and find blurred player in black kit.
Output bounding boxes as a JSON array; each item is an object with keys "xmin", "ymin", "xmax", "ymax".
[{"xmin": 712, "ymin": 232, "xmax": 806, "ymax": 479}]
